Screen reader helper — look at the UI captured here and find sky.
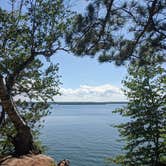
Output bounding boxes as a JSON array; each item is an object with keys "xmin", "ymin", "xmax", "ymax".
[
  {"xmin": 0, "ymin": 0, "xmax": 128, "ymax": 102},
  {"xmin": 49, "ymin": 51, "xmax": 127, "ymax": 102},
  {"xmin": 50, "ymin": 0, "xmax": 128, "ymax": 102}
]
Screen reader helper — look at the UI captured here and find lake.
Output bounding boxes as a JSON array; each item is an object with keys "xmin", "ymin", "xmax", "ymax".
[{"xmin": 40, "ymin": 104, "xmax": 126, "ymax": 166}]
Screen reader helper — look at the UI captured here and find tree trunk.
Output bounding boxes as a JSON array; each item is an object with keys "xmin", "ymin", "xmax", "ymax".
[
  {"xmin": 0, "ymin": 107, "xmax": 5, "ymax": 126},
  {"xmin": 0, "ymin": 75, "xmax": 35, "ymax": 155}
]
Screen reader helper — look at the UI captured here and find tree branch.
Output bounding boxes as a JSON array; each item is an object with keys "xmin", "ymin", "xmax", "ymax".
[
  {"xmin": 87, "ymin": 0, "xmax": 115, "ymax": 51},
  {"xmin": 124, "ymin": 0, "xmax": 160, "ymax": 59},
  {"xmin": 6, "ymin": 45, "xmax": 69, "ymax": 92},
  {"xmin": 0, "ymin": 107, "xmax": 5, "ymax": 126},
  {"xmin": 134, "ymin": 0, "xmax": 159, "ymax": 45},
  {"xmin": 6, "ymin": 51, "xmax": 36, "ymax": 92}
]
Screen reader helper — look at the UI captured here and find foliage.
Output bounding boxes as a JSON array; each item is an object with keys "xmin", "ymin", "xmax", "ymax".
[
  {"xmin": 0, "ymin": 0, "xmax": 71, "ymax": 154},
  {"xmin": 66, "ymin": 0, "xmax": 166, "ymax": 65},
  {"xmin": 111, "ymin": 56, "xmax": 166, "ymax": 165},
  {"xmin": 0, "ymin": 61, "xmax": 60, "ymax": 154}
]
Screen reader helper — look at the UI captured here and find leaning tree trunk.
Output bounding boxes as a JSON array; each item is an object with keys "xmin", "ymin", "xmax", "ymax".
[
  {"xmin": 0, "ymin": 75, "xmax": 35, "ymax": 155},
  {"xmin": 0, "ymin": 106, "xmax": 5, "ymax": 126}
]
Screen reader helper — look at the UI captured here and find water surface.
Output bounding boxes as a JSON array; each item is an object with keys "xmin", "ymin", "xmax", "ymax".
[{"xmin": 40, "ymin": 104, "xmax": 126, "ymax": 166}]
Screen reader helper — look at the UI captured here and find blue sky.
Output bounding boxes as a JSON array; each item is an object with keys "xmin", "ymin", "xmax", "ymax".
[
  {"xmin": 51, "ymin": 52, "xmax": 127, "ymax": 89},
  {"xmin": 49, "ymin": 51, "xmax": 127, "ymax": 102}
]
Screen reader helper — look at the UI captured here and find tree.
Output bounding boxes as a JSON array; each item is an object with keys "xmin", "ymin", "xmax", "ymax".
[
  {"xmin": 66, "ymin": 1, "xmax": 166, "ymax": 164},
  {"xmin": 111, "ymin": 56, "xmax": 166, "ymax": 165},
  {"xmin": 66, "ymin": 0, "xmax": 166, "ymax": 65},
  {"xmin": 0, "ymin": 0, "xmax": 71, "ymax": 155},
  {"xmin": 0, "ymin": 62, "xmax": 60, "ymax": 155}
]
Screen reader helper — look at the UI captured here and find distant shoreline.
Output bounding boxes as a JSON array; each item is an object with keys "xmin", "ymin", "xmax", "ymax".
[
  {"xmin": 0, "ymin": 101, "xmax": 128, "ymax": 106},
  {"xmin": 53, "ymin": 101, "xmax": 128, "ymax": 105}
]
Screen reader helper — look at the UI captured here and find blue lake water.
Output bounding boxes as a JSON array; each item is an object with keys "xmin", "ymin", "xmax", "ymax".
[{"xmin": 40, "ymin": 104, "xmax": 126, "ymax": 166}]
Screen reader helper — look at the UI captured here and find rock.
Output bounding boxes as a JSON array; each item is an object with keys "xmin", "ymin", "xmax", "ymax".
[
  {"xmin": 57, "ymin": 159, "xmax": 70, "ymax": 166},
  {"xmin": 0, "ymin": 154, "xmax": 56, "ymax": 166}
]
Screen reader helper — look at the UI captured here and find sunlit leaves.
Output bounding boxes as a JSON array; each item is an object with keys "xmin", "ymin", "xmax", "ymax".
[
  {"xmin": 0, "ymin": 0, "xmax": 71, "ymax": 154},
  {"xmin": 112, "ymin": 56, "xmax": 166, "ymax": 165}
]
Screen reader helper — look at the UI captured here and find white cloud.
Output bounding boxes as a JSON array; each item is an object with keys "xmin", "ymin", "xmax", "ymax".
[{"xmin": 53, "ymin": 84, "xmax": 127, "ymax": 102}]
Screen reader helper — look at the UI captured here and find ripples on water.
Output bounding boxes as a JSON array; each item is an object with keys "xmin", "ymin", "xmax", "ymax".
[{"xmin": 40, "ymin": 104, "xmax": 126, "ymax": 166}]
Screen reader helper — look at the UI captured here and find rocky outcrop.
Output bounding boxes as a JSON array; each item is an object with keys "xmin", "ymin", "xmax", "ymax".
[{"xmin": 0, "ymin": 154, "xmax": 56, "ymax": 166}]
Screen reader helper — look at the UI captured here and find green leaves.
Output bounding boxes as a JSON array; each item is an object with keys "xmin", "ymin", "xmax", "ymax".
[
  {"xmin": 112, "ymin": 56, "xmax": 166, "ymax": 165},
  {"xmin": 66, "ymin": 0, "xmax": 166, "ymax": 65},
  {"xmin": 0, "ymin": 0, "xmax": 71, "ymax": 155}
]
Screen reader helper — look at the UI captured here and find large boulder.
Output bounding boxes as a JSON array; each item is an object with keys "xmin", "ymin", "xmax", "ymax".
[{"xmin": 0, "ymin": 154, "xmax": 56, "ymax": 166}]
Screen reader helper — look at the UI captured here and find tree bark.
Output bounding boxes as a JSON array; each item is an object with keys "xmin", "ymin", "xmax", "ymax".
[
  {"xmin": 0, "ymin": 107, "xmax": 5, "ymax": 126},
  {"xmin": 0, "ymin": 75, "xmax": 35, "ymax": 155}
]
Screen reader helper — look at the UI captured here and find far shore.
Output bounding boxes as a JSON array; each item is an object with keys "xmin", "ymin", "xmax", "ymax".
[{"xmin": 53, "ymin": 101, "xmax": 128, "ymax": 105}]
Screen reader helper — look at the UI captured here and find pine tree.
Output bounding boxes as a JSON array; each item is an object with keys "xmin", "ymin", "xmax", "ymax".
[{"xmin": 66, "ymin": 0, "xmax": 166, "ymax": 65}]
